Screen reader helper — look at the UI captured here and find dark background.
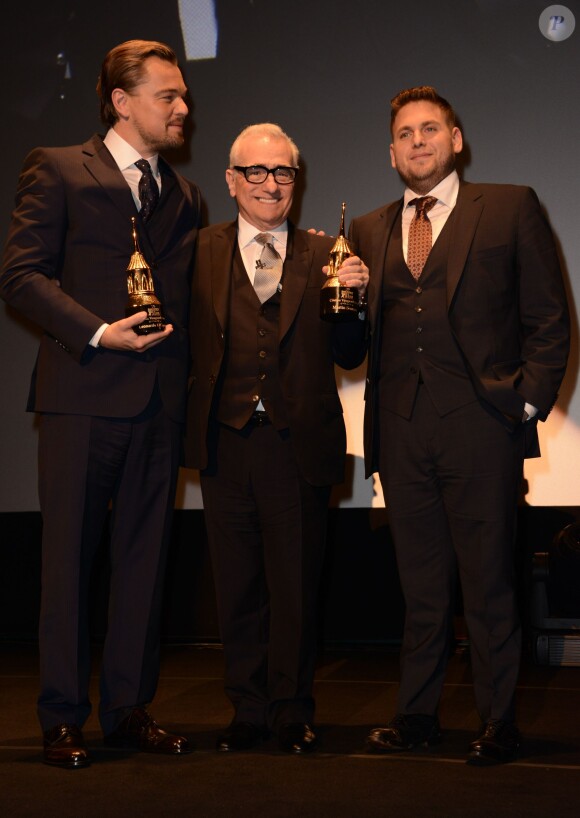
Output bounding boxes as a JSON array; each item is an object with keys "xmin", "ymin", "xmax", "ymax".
[{"xmin": 1, "ymin": 1, "xmax": 578, "ymax": 643}]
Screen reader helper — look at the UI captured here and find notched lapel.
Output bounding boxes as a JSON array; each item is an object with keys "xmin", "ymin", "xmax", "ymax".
[
  {"xmin": 82, "ymin": 137, "xmax": 136, "ymax": 223},
  {"xmin": 279, "ymin": 228, "xmax": 312, "ymax": 341},
  {"xmin": 367, "ymin": 202, "xmax": 401, "ymax": 326},
  {"xmin": 446, "ymin": 185, "xmax": 484, "ymax": 308},
  {"xmin": 208, "ymin": 223, "xmax": 236, "ymax": 334}
]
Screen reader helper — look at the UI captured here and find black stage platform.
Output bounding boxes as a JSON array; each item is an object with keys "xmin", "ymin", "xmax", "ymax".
[{"xmin": 1, "ymin": 642, "xmax": 579, "ymax": 818}]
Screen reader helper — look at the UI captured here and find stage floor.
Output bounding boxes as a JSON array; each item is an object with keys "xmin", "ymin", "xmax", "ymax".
[{"xmin": 1, "ymin": 642, "xmax": 579, "ymax": 817}]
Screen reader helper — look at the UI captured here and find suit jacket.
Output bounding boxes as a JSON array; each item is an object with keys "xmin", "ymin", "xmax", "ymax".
[
  {"xmin": 0, "ymin": 134, "xmax": 201, "ymax": 423},
  {"xmin": 185, "ymin": 220, "xmax": 367, "ymax": 486},
  {"xmin": 349, "ymin": 182, "xmax": 570, "ymax": 477}
]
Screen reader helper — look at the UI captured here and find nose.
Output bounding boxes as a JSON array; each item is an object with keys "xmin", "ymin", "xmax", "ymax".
[
  {"xmin": 412, "ymin": 129, "xmax": 425, "ymax": 147},
  {"xmin": 262, "ymin": 172, "xmax": 280, "ymax": 192},
  {"xmin": 175, "ymin": 97, "xmax": 188, "ymax": 116}
]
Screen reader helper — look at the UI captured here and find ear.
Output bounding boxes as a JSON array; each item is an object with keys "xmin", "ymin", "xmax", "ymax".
[
  {"xmin": 451, "ymin": 127, "xmax": 463, "ymax": 154},
  {"xmin": 389, "ymin": 143, "xmax": 396, "ymax": 169},
  {"xmin": 225, "ymin": 168, "xmax": 237, "ymax": 199},
  {"xmin": 111, "ymin": 88, "xmax": 129, "ymax": 120}
]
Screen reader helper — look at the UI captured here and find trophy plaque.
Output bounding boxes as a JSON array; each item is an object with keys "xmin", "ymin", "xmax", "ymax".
[
  {"xmin": 320, "ymin": 202, "xmax": 360, "ymax": 322},
  {"xmin": 125, "ymin": 216, "xmax": 166, "ymax": 335}
]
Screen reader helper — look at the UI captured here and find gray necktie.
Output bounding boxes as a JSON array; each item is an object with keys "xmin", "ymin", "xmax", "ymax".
[
  {"xmin": 135, "ymin": 159, "xmax": 159, "ymax": 222},
  {"xmin": 253, "ymin": 233, "xmax": 283, "ymax": 303}
]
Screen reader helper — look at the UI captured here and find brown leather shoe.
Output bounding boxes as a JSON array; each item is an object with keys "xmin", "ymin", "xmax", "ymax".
[
  {"xmin": 104, "ymin": 708, "xmax": 191, "ymax": 755},
  {"xmin": 278, "ymin": 722, "xmax": 318, "ymax": 754},
  {"xmin": 367, "ymin": 714, "xmax": 441, "ymax": 753},
  {"xmin": 43, "ymin": 724, "xmax": 90, "ymax": 768},
  {"xmin": 467, "ymin": 719, "xmax": 521, "ymax": 766}
]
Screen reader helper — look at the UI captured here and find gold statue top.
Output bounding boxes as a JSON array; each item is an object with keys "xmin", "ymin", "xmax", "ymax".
[
  {"xmin": 327, "ymin": 202, "xmax": 354, "ymax": 277},
  {"xmin": 126, "ymin": 216, "xmax": 154, "ymax": 294}
]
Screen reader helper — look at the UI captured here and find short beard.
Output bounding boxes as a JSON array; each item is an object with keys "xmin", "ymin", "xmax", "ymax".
[
  {"xmin": 397, "ymin": 154, "xmax": 456, "ymax": 195},
  {"xmin": 136, "ymin": 122, "xmax": 185, "ymax": 153}
]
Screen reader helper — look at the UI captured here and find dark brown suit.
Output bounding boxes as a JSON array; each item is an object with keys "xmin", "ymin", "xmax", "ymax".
[
  {"xmin": 350, "ymin": 182, "xmax": 569, "ymax": 722},
  {"xmin": 0, "ymin": 134, "xmax": 201, "ymax": 734},
  {"xmin": 186, "ymin": 220, "xmax": 366, "ymax": 728}
]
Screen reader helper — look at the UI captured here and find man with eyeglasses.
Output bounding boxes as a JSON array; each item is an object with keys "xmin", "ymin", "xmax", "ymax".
[{"xmin": 185, "ymin": 123, "xmax": 368, "ymax": 754}]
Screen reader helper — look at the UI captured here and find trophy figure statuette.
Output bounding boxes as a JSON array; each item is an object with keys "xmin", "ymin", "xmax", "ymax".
[
  {"xmin": 320, "ymin": 202, "xmax": 360, "ymax": 322},
  {"xmin": 125, "ymin": 216, "xmax": 166, "ymax": 335}
]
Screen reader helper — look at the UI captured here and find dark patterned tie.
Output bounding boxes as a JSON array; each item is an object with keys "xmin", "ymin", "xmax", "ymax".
[
  {"xmin": 135, "ymin": 158, "xmax": 159, "ymax": 222},
  {"xmin": 407, "ymin": 196, "xmax": 438, "ymax": 279},
  {"xmin": 253, "ymin": 233, "xmax": 283, "ymax": 303}
]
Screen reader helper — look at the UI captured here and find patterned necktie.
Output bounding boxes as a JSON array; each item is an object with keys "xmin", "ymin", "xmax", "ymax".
[
  {"xmin": 407, "ymin": 196, "xmax": 437, "ymax": 279},
  {"xmin": 253, "ymin": 233, "xmax": 283, "ymax": 303},
  {"xmin": 135, "ymin": 158, "xmax": 159, "ymax": 222}
]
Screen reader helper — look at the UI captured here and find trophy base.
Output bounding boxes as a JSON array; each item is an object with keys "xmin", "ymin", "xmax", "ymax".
[
  {"xmin": 320, "ymin": 285, "xmax": 360, "ymax": 322},
  {"xmin": 125, "ymin": 301, "xmax": 166, "ymax": 335}
]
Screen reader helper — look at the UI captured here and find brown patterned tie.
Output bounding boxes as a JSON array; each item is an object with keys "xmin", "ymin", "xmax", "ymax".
[
  {"xmin": 253, "ymin": 233, "xmax": 283, "ymax": 303},
  {"xmin": 407, "ymin": 196, "xmax": 437, "ymax": 279}
]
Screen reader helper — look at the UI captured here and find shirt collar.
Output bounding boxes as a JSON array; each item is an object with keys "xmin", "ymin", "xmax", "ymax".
[
  {"xmin": 403, "ymin": 170, "xmax": 460, "ymax": 210},
  {"xmin": 237, "ymin": 214, "xmax": 288, "ymax": 250},
  {"xmin": 104, "ymin": 128, "xmax": 160, "ymax": 175}
]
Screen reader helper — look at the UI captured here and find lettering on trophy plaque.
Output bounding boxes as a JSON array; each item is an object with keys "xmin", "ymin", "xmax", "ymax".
[{"xmin": 320, "ymin": 202, "xmax": 360, "ymax": 322}]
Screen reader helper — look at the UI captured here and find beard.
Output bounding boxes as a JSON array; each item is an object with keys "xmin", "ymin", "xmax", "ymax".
[
  {"xmin": 396, "ymin": 151, "xmax": 456, "ymax": 195},
  {"xmin": 137, "ymin": 120, "xmax": 185, "ymax": 153}
]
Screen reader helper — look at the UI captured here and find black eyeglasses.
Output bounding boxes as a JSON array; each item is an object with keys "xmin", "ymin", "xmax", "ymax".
[{"xmin": 232, "ymin": 165, "xmax": 298, "ymax": 185}]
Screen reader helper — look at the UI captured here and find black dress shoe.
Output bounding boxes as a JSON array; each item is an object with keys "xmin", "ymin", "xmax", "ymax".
[
  {"xmin": 367, "ymin": 714, "xmax": 441, "ymax": 753},
  {"xmin": 216, "ymin": 721, "xmax": 269, "ymax": 752},
  {"xmin": 104, "ymin": 708, "xmax": 191, "ymax": 754},
  {"xmin": 467, "ymin": 719, "xmax": 521, "ymax": 766},
  {"xmin": 278, "ymin": 723, "xmax": 318, "ymax": 754},
  {"xmin": 43, "ymin": 724, "xmax": 90, "ymax": 769}
]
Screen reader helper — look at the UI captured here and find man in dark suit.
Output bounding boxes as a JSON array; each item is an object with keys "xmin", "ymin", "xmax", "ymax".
[
  {"xmin": 186, "ymin": 123, "xmax": 368, "ymax": 754},
  {"xmin": 0, "ymin": 40, "xmax": 201, "ymax": 768},
  {"xmin": 348, "ymin": 86, "xmax": 569, "ymax": 765}
]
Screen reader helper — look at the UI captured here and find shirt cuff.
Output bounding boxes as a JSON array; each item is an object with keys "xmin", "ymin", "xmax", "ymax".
[
  {"xmin": 89, "ymin": 323, "xmax": 109, "ymax": 348},
  {"xmin": 523, "ymin": 402, "xmax": 538, "ymax": 422}
]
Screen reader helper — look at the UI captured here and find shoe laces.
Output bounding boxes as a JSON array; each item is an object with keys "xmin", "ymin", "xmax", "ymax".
[{"xmin": 482, "ymin": 719, "xmax": 508, "ymax": 738}]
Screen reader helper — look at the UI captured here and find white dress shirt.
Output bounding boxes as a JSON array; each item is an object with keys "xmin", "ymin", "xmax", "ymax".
[
  {"xmin": 89, "ymin": 130, "xmax": 162, "ymax": 347},
  {"xmin": 237, "ymin": 215, "xmax": 288, "ymax": 287}
]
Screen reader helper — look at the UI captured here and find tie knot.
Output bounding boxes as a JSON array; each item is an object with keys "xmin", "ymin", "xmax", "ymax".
[
  {"xmin": 410, "ymin": 196, "xmax": 437, "ymax": 219},
  {"xmin": 135, "ymin": 158, "xmax": 153, "ymax": 175},
  {"xmin": 254, "ymin": 232, "xmax": 274, "ymax": 246}
]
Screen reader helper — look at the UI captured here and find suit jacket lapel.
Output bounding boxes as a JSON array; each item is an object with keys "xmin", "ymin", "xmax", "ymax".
[
  {"xmin": 279, "ymin": 224, "xmax": 311, "ymax": 341},
  {"xmin": 367, "ymin": 201, "xmax": 402, "ymax": 330},
  {"xmin": 446, "ymin": 183, "xmax": 484, "ymax": 308},
  {"xmin": 209, "ymin": 221, "xmax": 237, "ymax": 334},
  {"xmin": 82, "ymin": 135, "xmax": 137, "ymax": 222}
]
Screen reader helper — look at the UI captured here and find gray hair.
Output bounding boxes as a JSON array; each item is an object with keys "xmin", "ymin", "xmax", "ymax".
[{"xmin": 229, "ymin": 123, "xmax": 299, "ymax": 167}]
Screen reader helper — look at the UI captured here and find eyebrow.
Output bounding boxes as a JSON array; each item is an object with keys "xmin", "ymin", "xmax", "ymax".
[
  {"xmin": 153, "ymin": 85, "xmax": 188, "ymax": 97},
  {"xmin": 397, "ymin": 119, "xmax": 440, "ymax": 133},
  {"xmin": 393, "ymin": 119, "xmax": 441, "ymax": 136}
]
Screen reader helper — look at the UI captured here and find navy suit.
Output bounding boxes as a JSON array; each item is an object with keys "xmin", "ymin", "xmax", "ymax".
[{"xmin": 0, "ymin": 134, "xmax": 201, "ymax": 733}]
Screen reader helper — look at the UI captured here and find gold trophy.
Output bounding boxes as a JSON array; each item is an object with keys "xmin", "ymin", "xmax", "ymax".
[
  {"xmin": 320, "ymin": 202, "xmax": 360, "ymax": 322},
  {"xmin": 125, "ymin": 216, "xmax": 166, "ymax": 335}
]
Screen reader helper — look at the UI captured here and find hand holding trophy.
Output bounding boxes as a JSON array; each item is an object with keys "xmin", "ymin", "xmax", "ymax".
[
  {"xmin": 125, "ymin": 217, "xmax": 166, "ymax": 335},
  {"xmin": 320, "ymin": 202, "xmax": 361, "ymax": 322}
]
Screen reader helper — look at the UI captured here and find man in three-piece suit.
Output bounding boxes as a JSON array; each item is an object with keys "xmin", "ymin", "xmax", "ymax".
[
  {"xmin": 186, "ymin": 123, "xmax": 368, "ymax": 754},
  {"xmin": 348, "ymin": 86, "xmax": 569, "ymax": 765},
  {"xmin": 0, "ymin": 40, "xmax": 201, "ymax": 768}
]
